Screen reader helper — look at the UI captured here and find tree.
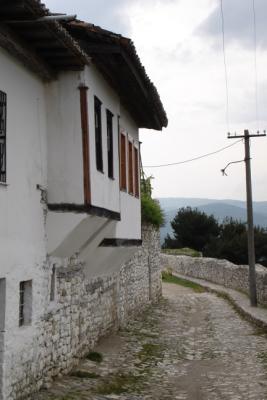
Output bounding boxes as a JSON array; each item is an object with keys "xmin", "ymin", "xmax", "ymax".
[
  {"xmin": 162, "ymin": 233, "xmax": 181, "ymax": 249},
  {"xmin": 141, "ymin": 176, "xmax": 164, "ymax": 228},
  {"xmin": 169, "ymin": 207, "xmax": 220, "ymax": 252},
  {"xmin": 204, "ymin": 218, "xmax": 267, "ymax": 267},
  {"xmin": 204, "ymin": 218, "xmax": 248, "ymax": 264}
]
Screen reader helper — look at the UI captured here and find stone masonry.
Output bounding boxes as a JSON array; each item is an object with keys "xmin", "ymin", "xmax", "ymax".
[
  {"xmin": 161, "ymin": 254, "xmax": 267, "ymax": 305},
  {"xmin": 4, "ymin": 225, "xmax": 161, "ymax": 400}
]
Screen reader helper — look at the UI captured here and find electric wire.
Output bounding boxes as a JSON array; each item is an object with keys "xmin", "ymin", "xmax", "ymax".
[
  {"xmin": 220, "ymin": 0, "xmax": 230, "ymax": 133},
  {"xmin": 143, "ymin": 139, "xmax": 243, "ymax": 168},
  {"xmin": 252, "ymin": 0, "xmax": 260, "ymax": 131}
]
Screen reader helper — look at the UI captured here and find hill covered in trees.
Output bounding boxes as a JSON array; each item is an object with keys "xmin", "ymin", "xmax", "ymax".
[{"xmin": 159, "ymin": 197, "xmax": 267, "ymax": 244}]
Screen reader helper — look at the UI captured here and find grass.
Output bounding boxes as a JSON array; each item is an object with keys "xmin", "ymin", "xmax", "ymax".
[
  {"xmin": 162, "ymin": 248, "xmax": 202, "ymax": 257},
  {"xmin": 137, "ymin": 343, "xmax": 163, "ymax": 362},
  {"xmin": 69, "ymin": 370, "xmax": 100, "ymax": 379},
  {"xmin": 85, "ymin": 351, "xmax": 103, "ymax": 363},
  {"xmin": 94, "ymin": 372, "xmax": 140, "ymax": 395},
  {"xmin": 162, "ymin": 271, "xmax": 205, "ymax": 293}
]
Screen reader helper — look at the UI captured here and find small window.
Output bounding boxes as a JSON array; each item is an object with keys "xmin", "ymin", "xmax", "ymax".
[
  {"xmin": 128, "ymin": 140, "xmax": 134, "ymax": 195},
  {"xmin": 106, "ymin": 110, "xmax": 114, "ymax": 179},
  {"xmin": 19, "ymin": 280, "xmax": 32, "ymax": 327},
  {"xmin": 0, "ymin": 278, "xmax": 6, "ymax": 332},
  {"xmin": 134, "ymin": 146, "xmax": 140, "ymax": 198},
  {"xmin": 120, "ymin": 133, "xmax": 127, "ymax": 191},
  {"xmin": 94, "ymin": 96, "xmax": 103, "ymax": 172},
  {"xmin": 50, "ymin": 265, "xmax": 56, "ymax": 302},
  {"xmin": 0, "ymin": 91, "xmax": 7, "ymax": 183}
]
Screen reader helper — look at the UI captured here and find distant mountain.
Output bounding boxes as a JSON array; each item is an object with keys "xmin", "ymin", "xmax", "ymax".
[{"xmin": 159, "ymin": 198, "xmax": 267, "ymax": 244}]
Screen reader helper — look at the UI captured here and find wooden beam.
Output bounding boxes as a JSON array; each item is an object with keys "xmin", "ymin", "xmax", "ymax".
[
  {"xmin": 82, "ymin": 42, "xmax": 121, "ymax": 54},
  {"xmin": 0, "ymin": 23, "xmax": 54, "ymax": 80},
  {"xmin": 79, "ymin": 85, "xmax": 91, "ymax": 205},
  {"xmin": 120, "ymin": 49, "xmax": 149, "ymax": 99}
]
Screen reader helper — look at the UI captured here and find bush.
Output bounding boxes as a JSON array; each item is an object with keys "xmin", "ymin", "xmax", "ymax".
[
  {"xmin": 166, "ymin": 207, "xmax": 219, "ymax": 252},
  {"xmin": 141, "ymin": 194, "xmax": 164, "ymax": 228},
  {"xmin": 140, "ymin": 176, "xmax": 164, "ymax": 228}
]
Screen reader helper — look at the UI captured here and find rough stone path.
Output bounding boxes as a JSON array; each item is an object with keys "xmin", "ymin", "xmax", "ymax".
[{"xmin": 36, "ymin": 283, "xmax": 267, "ymax": 400}]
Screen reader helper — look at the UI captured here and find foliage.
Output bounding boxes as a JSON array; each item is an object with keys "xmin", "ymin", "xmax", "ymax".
[
  {"xmin": 141, "ymin": 176, "xmax": 164, "ymax": 228},
  {"xmin": 70, "ymin": 370, "xmax": 99, "ymax": 379},
  {"xmin": 162, "ymin": 233, "xmax": 181, "ymax": 249},
  {"xmin": 167, "ymin": 207, "xmax": 220, "ymax": 252},
  {"xmin": 161, "ymin": 270, "xmax": 205, "ymax": 292},
  {"xmin": 86, "ymin": 351, "xmax": 103, "ymax": 363},
  {"xmin": 163, "ymin": 209, "xmax": 267, "ymax": 267},
  {"xmin": 204, "ymin": 218, "xmax": 267, "ymax": 266},
  {"xmin": 162, "ymin": 247, "xmax": 202, "ymax": 257}
]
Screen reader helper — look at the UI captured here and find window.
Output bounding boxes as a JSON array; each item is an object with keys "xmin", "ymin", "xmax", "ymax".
[
  {"xmin": 79, "ymin": 85, "xmax": 91, "ymax": 205},
  {"xmin": 128, "ymin": 140, "xmax": 134, "ymax": 194},
  {"xmin": 19, "ymin": 280, "xmax": 32, "ymax": 327},
  {"xmin": 94, "ymin": 96, "xmax": 103, "ymax": 172},
  {"xmin": 50, "ymin": 265, "xmax": 56, "ymax": 302},
  {"xmin": 0, "ymin": 279, "xmax": 6, "ymax": 332},
  {"xmin": 120, "ymin": 133, "xmax": 127, "ymax": 191},
  {"xmin": 0, "ymin": 91, "xmax": 7, "ymax": 183},
  {"xmin": 134, "ymin": 146, "xmax": 140, "ymax": 198},
  {"xmin": 106, "ymin": 110, "xmax": 114, "ymax": 179}
]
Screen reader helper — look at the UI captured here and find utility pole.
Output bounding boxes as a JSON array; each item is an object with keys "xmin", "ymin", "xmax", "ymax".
[{"xmin": 228, "ymin": 129, "xmax": 266, "ymax": 307}]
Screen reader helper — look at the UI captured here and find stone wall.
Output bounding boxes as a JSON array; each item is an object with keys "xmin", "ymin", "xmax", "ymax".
[
  {"xmin": 161, "ymin": 254, "xmax": 267, "ymax": 305},
  {"xmin": 4, "ymin": 225, "xmax": 161, "ymax": 400}
]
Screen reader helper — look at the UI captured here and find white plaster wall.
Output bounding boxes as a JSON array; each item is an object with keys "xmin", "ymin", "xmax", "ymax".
[
  {"xmin": 115, "ymin": 106, "xmax": 141, "ymax": 240},
  {"xmin": 0, "ymin": 47, "xmax": 49, "ymax": 399},
  {"xmin": 85, "ymin": 65, "xmax": 120, "ymax": 213},
  {"xmin": 46, "ymin": 72, "xmax": 84, "ymax": 205},
  {"xmin": 46, "ymin": 65, "xmax": 141, "ymax": 240}
]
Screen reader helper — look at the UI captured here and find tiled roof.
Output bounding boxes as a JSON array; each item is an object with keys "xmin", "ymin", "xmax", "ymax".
[{"xmin": 66, "ymin": 21, "xmax": 168, "ymax": 130}]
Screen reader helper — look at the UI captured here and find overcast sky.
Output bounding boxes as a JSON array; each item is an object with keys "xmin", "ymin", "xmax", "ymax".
[{"xmin": 46, "ymin": 0, "xmax": 267, "ymax": 201}]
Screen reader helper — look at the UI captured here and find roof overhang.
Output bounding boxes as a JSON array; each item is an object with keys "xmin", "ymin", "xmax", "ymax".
[
  {"xmin": 66, "ymin": 21, "xmax": 168, "ymax": 131},
  {"xmin": 0, "ymin": 0, "xmax": 90, "ymax": 81}
]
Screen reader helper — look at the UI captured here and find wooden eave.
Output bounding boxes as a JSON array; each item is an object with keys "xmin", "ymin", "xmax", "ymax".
[
  {"xmin": 0, "ymin": 0, "xmax": 89, "ymax": 81},
  {"xmin": 66, "ymin": 21, "xmax": 168, "ymax": 131}
]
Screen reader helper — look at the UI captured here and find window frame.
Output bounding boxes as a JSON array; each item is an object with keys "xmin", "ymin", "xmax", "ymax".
[
  {"xmin": 128, "ymin": 139, "xmax": 134, "ymax": 195},
  {"xmin": 0, "ymin": 91, "xmax": 7, "ymax": 183},
  {"xmin": 134, "ymin": 145, "xmax": 140, "ymax": 198},
  {"xmin": 106, "ymin": 109, "xmax": 114, "ymax": 179},
  {"xmin": 120, "ymin": 132, "xmax": 127, "ymax": 191},
  {"xmin": 94, "ymin": 96, "xmax": 103, "ymax": 173},
  {"xmin": 50, "ymin": 265, "xmax": 56, "ymax": 302},
  {"xmin": 19, "ymin": 280, "xmax": 32, "ymax": 327}
]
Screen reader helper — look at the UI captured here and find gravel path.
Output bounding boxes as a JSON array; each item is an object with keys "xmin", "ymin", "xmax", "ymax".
[{"xmin": 36, "ymin": 282, "xmax": 267, "ymax": 400}]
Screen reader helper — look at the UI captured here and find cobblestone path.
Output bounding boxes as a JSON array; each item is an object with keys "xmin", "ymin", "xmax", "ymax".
[{"xmin": 36, "ymin": 283, "xmax": 267, "ymax": 400}]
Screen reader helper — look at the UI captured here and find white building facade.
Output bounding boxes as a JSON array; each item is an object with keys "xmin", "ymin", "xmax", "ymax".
[{"xmin": 0, "ymin": 2, "xmax": 167, "ymax": 399}]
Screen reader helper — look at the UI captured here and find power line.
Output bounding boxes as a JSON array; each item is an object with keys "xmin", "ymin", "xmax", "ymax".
[
  {"xmin": 143, "ymin": 139, "xmax": 243, "ymax": 168},
  {"xmin": 252, "ymin": 0, "xmax": 260, "ymax": 130},
  {"xmin": 220, "ymin": 0, "xmax": 230, "ymax": 133}
]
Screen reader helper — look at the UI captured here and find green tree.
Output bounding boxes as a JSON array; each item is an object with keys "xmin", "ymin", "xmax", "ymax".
[
  {"xmin": 141, "ymin": 176, "xmax": 164, "ymax": 228},
  {"xmin": 204, "ymin": 218, "xmax": 248, "ymax": 264},
  {"xmin": 204, "ymin": 218, "xmax": 267, "ymax": 267},
  {"xmin": 169, "ymin": 207, "xmax": 220, "ymax": 252},
  {"xmin": 162, "ymin": 233, "xmax": 181, "ymax": 249}
]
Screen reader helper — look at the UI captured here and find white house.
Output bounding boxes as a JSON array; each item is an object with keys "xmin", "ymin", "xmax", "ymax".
[{"xmin": 0, "ymin": 1, "xmax": 167, "ymax": 399}]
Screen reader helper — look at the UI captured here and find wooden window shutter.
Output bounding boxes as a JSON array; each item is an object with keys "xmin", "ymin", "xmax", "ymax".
[
  {"xmin": 120, "ymin": 133, "xmax": 127, "ymax": 191},
  {"xmin": 134, "ymin": 146, "xmax": 140, "ymax": 198},
  {"xmin": 79, "ymin": 85, "xmax": 91, "ymax": 205},
  {"xmin": 128, "ymin": 140, "xmax": 134, "ymax": 194}
]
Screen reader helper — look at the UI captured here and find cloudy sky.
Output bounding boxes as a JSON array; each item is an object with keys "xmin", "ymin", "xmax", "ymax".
[{"xmin": 46, "ymin": 0, "xmax": 267, "ymax": 201}]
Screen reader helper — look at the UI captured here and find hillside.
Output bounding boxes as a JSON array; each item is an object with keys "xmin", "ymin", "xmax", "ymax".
[{"xmin": 159, "ymin": 198, "xmax": 267, "ymax": 244}]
